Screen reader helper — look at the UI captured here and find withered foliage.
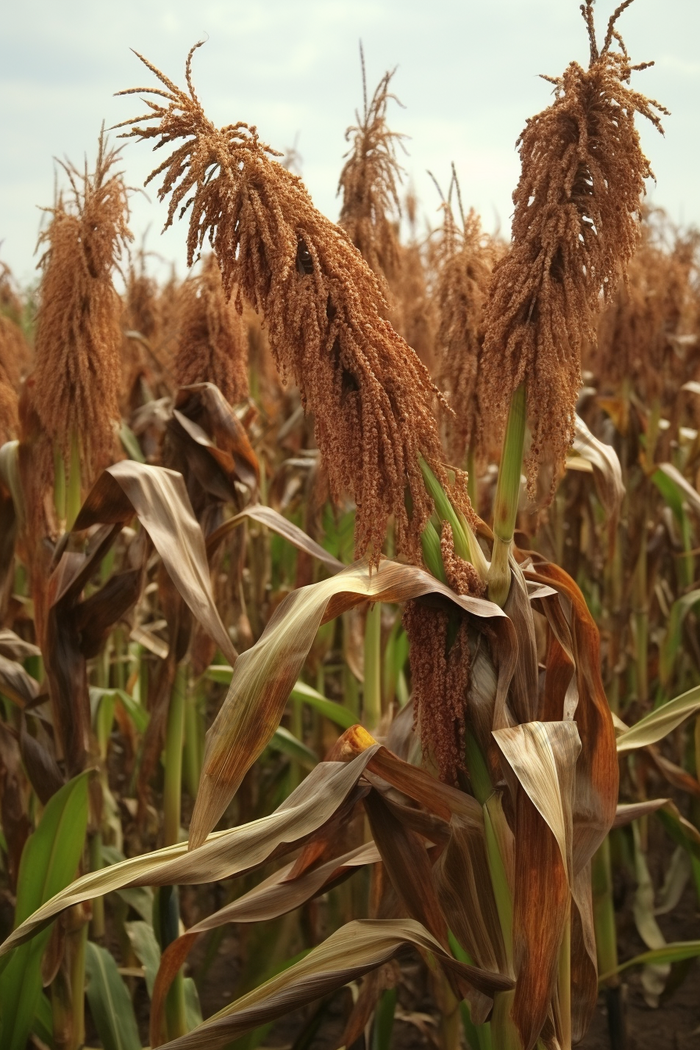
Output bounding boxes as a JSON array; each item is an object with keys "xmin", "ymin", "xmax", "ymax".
[
  {"xmin": 175, "ymin": 253, "xmax": 248, "ymax": 405},
  {"xmin": 479, "ymin": 0, "xmax": 667, "ymax": 493},
  {"xmin": 404, "ymin": 524, "xmax": 485, "ymax": 784},
  {"xmin": 433, "ymin": 175, "xmax": 495, "ymax": 465},
  {"xmin": 29, "ymin": 132, "xmax": 132, "ymax": 487},
  {"xmin": 337, "ymin": 52, "xmax": 405, "ymax": 289},
  {"xmin": 118, "ymin": 44, "xmax": 466, "ymax": 561}
]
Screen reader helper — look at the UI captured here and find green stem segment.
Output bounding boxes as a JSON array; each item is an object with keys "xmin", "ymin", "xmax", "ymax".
[
  {"xmin": 363, "ymin": 602, "xmax": 382, "ymax": 729},
  {"xmin": 489, "ymin": 384, "xmax": 527, "ymax": 608},
  {"xmin": 164, "ymin": 665, "xmax": 186, "ymax": 847},
  {"xmin": 160, "ymin": 664, "xmax": 188, "ymax": 1041}
]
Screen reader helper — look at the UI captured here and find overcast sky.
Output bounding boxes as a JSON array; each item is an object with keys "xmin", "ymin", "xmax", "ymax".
[{"xmin": 1, "ymin": 0, "xmax": 698, "ymax": 287}]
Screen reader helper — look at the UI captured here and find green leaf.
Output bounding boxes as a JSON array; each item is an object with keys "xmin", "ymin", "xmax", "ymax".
[
  {"xmin": 85, "ymin": 942, "xmax": 142, "ymax": 1050},
  {"xmin": 90, "ymin": 687, "xmax": 149, "ymax": 735},
  {"xmin": 268, "ymin": 726, "xmax": 318, "ymax": 770},
  {"xmin": 659, "ymin": 591, "xmax": 700, "ymax": 689},
  {"xmin": 616, "ymin": 685, "xmax": 700, "ymax": 752},
  {"xmin": 119, "ymin": 422, "xmax": 146, "ymax": 464},
  {"xmin": 126, "ymin": 920, "xmax": 161, "ymax": 997},
  {"xmin": 207, "ymin": 671, "xmax": 369, "ymax": 731},
  {"xmin": 290, "ymin": 682, "xmax": 357, "ymax": 730},
  {"xmin": 0, "ymin": 770, "xmax": 91, "ymax": 1050},
  {"xmin": 600, "ymin": 941, "xmax": 700, "ymax": 980},
  {"xmin": 31, "ymin": 992, "xmax": 54, "ymax": 1050},
  {"xmin": 184, "ymin": 976, "xmax": 204, "ymax": 1030}
]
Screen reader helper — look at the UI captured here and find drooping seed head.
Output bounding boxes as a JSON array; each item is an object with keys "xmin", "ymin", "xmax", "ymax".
[
  {"xmin": 30, "ymin": 130, "xmax": 131, "ymax": 486},
  {"xmin": 479, "ymin": 0, "xmax": 667, "ymax": 494},
  {"xmin": 118, "ymin": 45, "xmax": 470, "ymax": 562}
]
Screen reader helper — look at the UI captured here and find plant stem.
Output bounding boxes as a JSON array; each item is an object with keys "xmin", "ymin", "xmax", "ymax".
[
  {"xmin": 633, "ymin": 525, "xmax": 648, "ymax": 706},
  {"xmin": 363, "ymin": 602, "xmax": 382, "ymax": 729},
  {"xmin": 69, "ymin": 920, "xmax": 87, "ymax": 1050},
  {"xmin": 160, "ymin": 664, "xmax": 188, "ymax": 1041},
  {"xmin": 372, "ymin": 988, "xmax": 397, "ymax": 1050},
  {"xmin": 183, "ymin": 682, "xmax": 202, "ymax": 800},
  {"xmin": 489, "ymin": 384, "xmax": 527, "ymax": 607},
  {"xmin": 164, "ymin": 665, "xmax": 186, "ymax": 846},
  {"xmin": 88, "ymin": 831, "xmax": 105, "ymax": 940}
]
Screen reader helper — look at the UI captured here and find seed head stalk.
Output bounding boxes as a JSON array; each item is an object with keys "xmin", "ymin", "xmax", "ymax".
[{"xmin": 488, "ymin": 384, "xmax": 526, "ymax": 607}]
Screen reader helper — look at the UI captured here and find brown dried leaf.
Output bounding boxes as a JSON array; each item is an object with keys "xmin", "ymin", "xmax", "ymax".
[
  {"xmin": 0, "ymin": 750, "xmax": 380, "ymax": 957},
  {"xmin": 150, "ymin": 842, "xmax": 380, "ymax": 1044},
  {"xmin": 494, "ymin": 721, "xmax": 581, "ymax": 1050},
  {"xmin": 73, "ymin": 460, "xmax": 237, "ymax": 665},
  {"xmin": 154, "ymin": 919, "xmax": 512, "ymax": 1050}
]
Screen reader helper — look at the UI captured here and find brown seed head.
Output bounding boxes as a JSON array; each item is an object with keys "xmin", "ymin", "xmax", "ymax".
[
  {"xmin": 337, "ymin": 50, "xmax": 405, "ymax": 289},
  {"xmin": 0, "ymin": 315, "xmax": 33, "ymax": 393},
  {"xmin": 175, "ymin": 253, "xmax": 248, "ymax": 405},
  {"xmin": 118, "ymin": 45, "xmax": 465, "ymax": 562},
  {"xmin": 30, "ymin": 131, "xmax": 131, "ymax": 485},
  {"xmin": 433, "ymin": 173, "xmax": 495, "ymax": 465},
  {"xmin": 594, "ymin": 212, "xmax": 699, "ymax": 405},
  {"xmin": 479, "ymin": 0, "xmax": 667, "ymax": 494},
  {"xmin": 403, "ymin": 523, "xmax": 484, "ymax": 785}
]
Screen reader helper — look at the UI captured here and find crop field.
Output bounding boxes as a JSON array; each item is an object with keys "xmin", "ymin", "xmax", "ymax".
[{"xmin": 0, "ymin": 2, "xmax": 698, "ymax": 1049}]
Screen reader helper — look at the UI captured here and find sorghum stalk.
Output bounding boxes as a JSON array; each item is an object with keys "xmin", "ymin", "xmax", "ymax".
[{"xmin": 488, "ymin": 384, "xmax": 526, "ymax": 607}]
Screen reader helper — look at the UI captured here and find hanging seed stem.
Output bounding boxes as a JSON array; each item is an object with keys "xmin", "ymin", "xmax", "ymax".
[
  {"xmin": 363, "ymin": 602, "xmax": 382, "ymax": 729},
  {"xmin": 489, "ymin": 384, "xmax": 526, "ymax": 607}
]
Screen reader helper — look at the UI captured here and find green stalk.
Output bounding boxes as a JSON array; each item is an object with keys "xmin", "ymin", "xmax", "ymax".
[
  {"xmin": 465, "ymin": 733, "xmax": 519, "ymax": 1049},
  {"xmin": 183, "ymin": 683, "xmax": 202, "ymax": 800},
  {"xmin": 592, "ymin": 837, "xmax": 627, "ymax": 1049},
  {"xmin": 363, "ymin": 602, "xmax": 382, "ymax": 729},
  {"xmin": 88, "ymin": 831, "xmax": 105, "ymax": 940},
  {"xmin": 633, "ymin": 529, "xmax": 648, "ymax": 706},
  {"xmin": 155, "ymin": 884, "xmax": 188, "ymax": 1040},
  {"xmin": 164, "ymin": 666, "xmax": 186, "ymax": 846},
  {"xmin": 488, "ymin": 384, "xmax": 527, "ymax": 607},
  {"xmin": 69, "ymin": 921, "xmax": 87, "ymax": 1050},
  {"xmin": 420, "ymin": 519, "xmax": 447, "ymax": 583},
  {"xmin": 592, "ymin": 838, "xmax": 619, "ymax": 983},
  {"xmin": 160, "ymin": 664, "xmax": 188, "ymax": 1041},
  {"xmin": 372, "ymin": 988, "xmax": 397, "ymax": 1050},
  {"xmin": 450, "ymin": 933, "xmax": 493, "ymax": 1050}
]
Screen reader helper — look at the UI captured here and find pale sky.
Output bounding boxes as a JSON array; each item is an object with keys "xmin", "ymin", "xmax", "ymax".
[{"xmin": 1, "ymin": 0, "xmax": 698, "ymax": 287}]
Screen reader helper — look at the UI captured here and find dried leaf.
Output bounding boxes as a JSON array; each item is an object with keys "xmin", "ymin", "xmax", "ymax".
[
  {"xmin": 153, "ymin": 919, "xmax": 512, "ymax": 1050},
  {"xmin": 572, "ymin": 414, "xmax": 624, "ymax": 538},
  {"xmin": 74, "ymin": 461, "xmax": 237, "ymax": 665},
  {"xmin": 150, "ymin": 843, "xmax": 380, "ymax": 1042},
  {"xmin": 613, "ymin": 799, "xmax": 670, "ymax": 828},
  {"xmin": 0, "ymin": 750, "xmax": 379, "ymax": 958},
  {"xmin": 493, "ymin": 721, "xmax": 581, "ymax": 1050},
  {"xmin": 191, "ymin": 556, "xmax": 510, "ymax": 848}
]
